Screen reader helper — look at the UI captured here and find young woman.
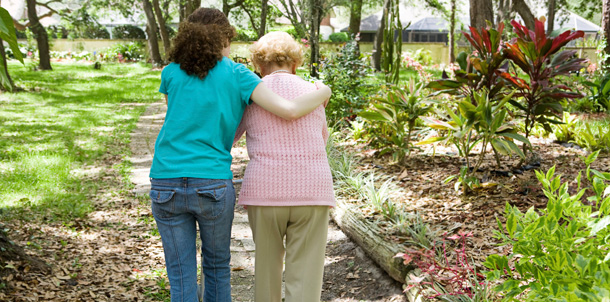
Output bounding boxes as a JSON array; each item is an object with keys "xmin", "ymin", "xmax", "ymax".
[
  {"xmin": 149, "ymin": 8, "xmax": 331, "ymax": 302},
  {"xmin": 234, "ymin": 31, "xmax": 335, "ymax": 302}
]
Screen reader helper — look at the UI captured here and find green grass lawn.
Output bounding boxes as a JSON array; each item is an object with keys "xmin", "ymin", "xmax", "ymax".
[{"xmin": 0, "ymin": 61, "xmax": 162, "ymax": 221}]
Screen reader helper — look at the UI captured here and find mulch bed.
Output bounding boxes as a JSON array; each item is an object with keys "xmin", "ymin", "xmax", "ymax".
[{"xmin": 341, "ymin": 136, "xmax": 610, "ymax": 270}]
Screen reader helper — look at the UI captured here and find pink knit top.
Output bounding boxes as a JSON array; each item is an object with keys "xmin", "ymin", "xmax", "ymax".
[{"xmin": 233, "ymin": 73, "xmax": 335, "ymax": 207}]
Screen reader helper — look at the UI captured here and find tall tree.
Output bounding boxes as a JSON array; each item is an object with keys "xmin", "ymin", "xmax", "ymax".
[
  {"xmin": 547, "ymin": 0, "xmax": 556, "ymax": 33},
  {"xmin": 603, "ymin": 0, "xmax": 610, "ymax": 68},
  {"xmin": 180, "ymin": 0, "xmax": 201, "ymax": 22},
  {"xmin": 234, "ymin": 0, "xmax": 277, "ymax": 38},
  {"xmin": 449, "ymin": 0, "xmax": 456, "ymax": 63},
  {"xmin": 496, "ymin": 0, "xmax": 515, "ymax": 25},
  {"xmin": 307, "ymin": 0, "xmax": 324, "ymax": 77},
  {"xmin": 276, "ymin": 0, "xmax": 307, "ymax": 38},
  {"xmin": 469, "ymin": 0, "xmax": 494, "ymax": 29},
  {"xmin": 372, "ymin": 0, "xmax": 391, "ymax": 71},
  {"xmin": 142, "ymin": 0, "xmax": 162, "ymax": 65},
  {"xmin": 421, "ymin": 0, "xmax": 455, "ymax": 62},
  {"xmin": 152, "ymin": 0, "xmax": 170, "ymax": 56},
  {"xmin": 223, "ymin": 0, "xmax": 245, "ymax": 18},
  {"xmin": 0, "ymin": 5, "xmax": 24, "ymax": 92},
  {"xmin": 258, "ymin": 0, "xmax": 269, "ymax": 38},
  {"xmin": 348, "ymin": 0, "xmax": 363, "ymax": 36},
  {"xmin": 26, "ymin": 0, "xmax": 52, "ymax": 70},
  {"xmin": 512, "ymin": 0, "xmax": 535, "ymax": 29}
]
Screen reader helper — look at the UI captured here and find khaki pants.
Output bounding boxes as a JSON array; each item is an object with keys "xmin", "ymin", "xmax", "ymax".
[{"xmin": 247, "ymin": 206, "xmax": 329, "ymax": 302}]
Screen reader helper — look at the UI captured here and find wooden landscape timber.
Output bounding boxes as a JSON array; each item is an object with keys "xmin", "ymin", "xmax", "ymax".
[{"xmin": 331, "ymin": 200, "xmax": 410, "ymax": 284}]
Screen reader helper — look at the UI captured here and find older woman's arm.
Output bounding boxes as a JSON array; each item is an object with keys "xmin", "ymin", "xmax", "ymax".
[{"xmin": 250, "ymin": 82, "xmax": 331, "ymax": 120}]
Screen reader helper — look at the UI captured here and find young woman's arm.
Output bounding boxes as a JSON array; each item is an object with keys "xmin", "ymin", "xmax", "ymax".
[{"xmin": 249, "ymin": 82, "xmax": 331, "ymax": 120}]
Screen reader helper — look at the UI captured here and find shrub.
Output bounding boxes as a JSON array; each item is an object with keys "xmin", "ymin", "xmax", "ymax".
[
  {"xmin": 328, "ymin": 32, "xmax": 349, "ymax": 43},
  {"xmin": 501, "ymin": 18, "xmax": 587, "ymax": 156},
  {"xmin": 484, "ymin": 153, "xmax": 610, "ymax": 300},
  {"xmin": 112, "ymin": 25, "xmax": 146, "ymax": 40},
  {"xmin": 359, "ymin": 79, "xmax": 434, "ymax": 162},
  {"xmin": 102, "ymin": 42, "xmax": 145, "ymax": 62},
  {"xmin": 320, "ymin": 38, "xmax": 374, "ymax": 125},
  {"xmin": 233, "ymin": 29, "xmax": 257, "ymax": 41},
  {"xmin": 47, "ymin": 25, "xmax": 68, "ymax": 39},
  {"xmin": 82, "ymin": 24, "xmax": 110, "ymax": 39}
]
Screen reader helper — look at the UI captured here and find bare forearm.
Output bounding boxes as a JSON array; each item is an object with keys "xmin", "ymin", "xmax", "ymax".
[{"xmin": 250, "ymin": 83, "xmax": 331, "ymax": 120}]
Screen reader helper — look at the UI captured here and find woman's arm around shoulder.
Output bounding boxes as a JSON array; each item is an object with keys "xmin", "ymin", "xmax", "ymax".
[{"xmin": 249, "ymin": 82, "xmax": 331, "ymax": 120}]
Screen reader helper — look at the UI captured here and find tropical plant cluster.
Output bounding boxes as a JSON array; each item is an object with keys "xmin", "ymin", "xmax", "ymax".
[{"xmin": 484, "ymin": 151, "xmax": 610, "ymax": 301}]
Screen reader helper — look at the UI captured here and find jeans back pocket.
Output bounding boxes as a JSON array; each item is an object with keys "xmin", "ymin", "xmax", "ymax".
[
  {"xmin": 196, "ymin": 183, "xmax": 228, "ymax": 219},
  {"xmin": 150, "ymin": 189, "xmax": 176, "ymax": 219}
]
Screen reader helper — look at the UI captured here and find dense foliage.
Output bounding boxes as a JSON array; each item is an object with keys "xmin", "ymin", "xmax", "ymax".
[
  {"xmin": 320, "ymin": 39, "xmax": 374, "ymax": 125},
  {"xmin": 485, "ymin": 152, "xmax": 610, "ymax": 300}
]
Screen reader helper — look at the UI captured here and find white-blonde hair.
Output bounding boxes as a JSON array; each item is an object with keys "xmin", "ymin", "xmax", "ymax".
[{"xmin": 249, "ymin": 31, "xmax": 304, "ymax": 72}]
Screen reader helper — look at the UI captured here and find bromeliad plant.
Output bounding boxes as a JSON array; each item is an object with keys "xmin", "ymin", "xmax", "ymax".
[
  {"xmin": 484, "ymin": 151, "xmax": 610, "ymax": 300},
  {"xmin": 419, "ymin": 91, "xmax": 529, "ymax": 193},
  {"xmin": 359, "ymin": 80, "xmax": 435, "ymax": 162},
  {"xmin": 500, "ymin": 18, "xmax": 587, "ymax": 157}
]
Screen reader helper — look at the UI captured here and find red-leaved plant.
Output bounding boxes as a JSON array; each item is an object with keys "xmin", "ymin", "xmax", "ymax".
[
  {"xmin": 500, "ymin": 18, "xmax": 587, "ymax": 157},
  {"xmin": 396, "ymin": 231, "xmax": 489, "ymax": 299}
]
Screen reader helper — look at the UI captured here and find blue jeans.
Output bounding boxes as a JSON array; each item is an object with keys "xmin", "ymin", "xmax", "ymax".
[{"xmin": 150, "ymin": 178, "xmax": 235, "ymax": 302}]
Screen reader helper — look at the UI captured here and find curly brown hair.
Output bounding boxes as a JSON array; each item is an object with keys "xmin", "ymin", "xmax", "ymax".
[{"xmin": 168, "ymin": 8, "xmax": 236, "ymax": 79}]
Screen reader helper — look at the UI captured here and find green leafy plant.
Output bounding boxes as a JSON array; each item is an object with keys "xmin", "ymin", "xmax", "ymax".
[
  {"xmin": 419, "ymin": 91, "xmax": 528, "ymax": 193},
  {"xmin": 359, "ymin": 79, "xmax": 434, "ymax": 162},
  {"xmin": 327, "ymin": 32, "xmax": 349, "ymax": 43},
  {"xmin": 320, "ymin": 38, "xmax": 374, "ymax": 125},
  {"xmin": 500, "ymin": 18, "xmax": 587, "ymax": 157},
  {"xmin": 484, "ymin": 151, "xmax": 610, "ymax": 301},
  {"xmin": 573, "ymin": 121, "xmax": 610, "ymax": 153},
  {"xmin": 582, "ymin": 73, "xmax": 610, "ymax": 112},
  {"xmin": 552, "ymin": 112, "xmax": 578, "ymax": 143}
]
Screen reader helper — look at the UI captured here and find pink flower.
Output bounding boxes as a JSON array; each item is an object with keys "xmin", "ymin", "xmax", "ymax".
[{"xmin": 27, "ymin": 51, "xmax": 32, "ymax": 57}]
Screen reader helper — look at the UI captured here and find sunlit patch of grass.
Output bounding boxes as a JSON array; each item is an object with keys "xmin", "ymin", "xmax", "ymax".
[{"xmin": 0, "ymin": 61, "xmax": 162, "ymax": 221}]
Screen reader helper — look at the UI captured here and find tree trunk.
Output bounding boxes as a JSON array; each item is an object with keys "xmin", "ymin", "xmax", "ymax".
[
  {"xmin": 449, "ymin": 0, "xmax": 456, "ymax": 63},
  {"xmin": 512, "ymin": 0, "xmax": 535, "ymax": 30},
  {"xmin": 547, "ymin": 0, "xmax": 556, "ymax": 34},
  {"xmin": 0, "ymin": 40, "xmax": 15, "ymax": 92},
  {"xmin": 223, "ymin": 0, "xmax": 245, "ymax": 18},
  {"xmin": 152, "ymin": 0, "xmax": 170, "ymax": 58},
  {"xmin": 308, "ymin": 0, "xmax": 323, "ymax": 78},
  {"xmin": 258, "ymin": 0, "xmax": 269, "ymax": 38},
  {"xmin": 348, "ymin": 0, "xmax": 363, "ymax": 36},
  {"xmin": 496, "ymin": 0, "xmax": 515, "ymax": 26},
  {"xmin": 469, "ymin": 0, "xmax": 494, "ymax": 29},
  {"xmin": 26, "ymin": 0, "xmax": 51, "ymax": 70},
  {"xmin": 143, "ymin": 0, "xmax": 162, "ymax": 65},
  {"xmin": 373, "ymin": 0, "xmax": 391, "ymax": 71},
  {"xmin": 602, "ymin": 0, "xmax": 610, "ymax": 70},
  {"xmin": 331, "ymin": 201, "xmax": 410, "ymax": 284},
  {"xmin": 181, "ymin": 0, "xmax": 200, "ymax": 22}
]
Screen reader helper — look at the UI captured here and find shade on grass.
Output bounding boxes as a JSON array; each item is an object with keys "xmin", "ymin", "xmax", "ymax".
[{"xmin": 0, "ymin": 61, "xmax": 162, "ymax": 220}]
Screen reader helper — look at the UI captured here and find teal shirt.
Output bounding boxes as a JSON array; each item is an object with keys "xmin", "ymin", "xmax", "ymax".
[{"xmin": 150, "ymin": 58, "xmax": 261, "ymax": 179}]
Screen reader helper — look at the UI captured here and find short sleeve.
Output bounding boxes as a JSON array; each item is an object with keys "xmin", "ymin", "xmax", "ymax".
[
  {"xmin": 159, "ymin": 65, "xmax": 169, "ymax": 95},
  {"xmin": 235, "ymin": 63, "xmax": 261, "ymax": 106}
]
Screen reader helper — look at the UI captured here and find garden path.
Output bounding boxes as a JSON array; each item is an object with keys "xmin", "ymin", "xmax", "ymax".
[{"xmin": 130, "ymin": 103, "xmax": 408, "ymax": 302}]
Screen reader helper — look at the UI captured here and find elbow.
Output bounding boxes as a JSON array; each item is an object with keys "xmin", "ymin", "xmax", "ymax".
[{"xmin": 284, "ymin": 111, "xmax": 300, "ymax": 120}]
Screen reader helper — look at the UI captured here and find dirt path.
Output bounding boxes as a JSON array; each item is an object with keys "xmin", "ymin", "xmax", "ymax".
[{"xmin": 131, "ymin": 103, "xmax": 408, "ymax": 302}]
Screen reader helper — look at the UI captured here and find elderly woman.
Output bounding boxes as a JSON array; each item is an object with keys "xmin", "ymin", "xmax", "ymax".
[{"xmin": 233, "ymin": 31, "xmax": 335, "ymax": 302}]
